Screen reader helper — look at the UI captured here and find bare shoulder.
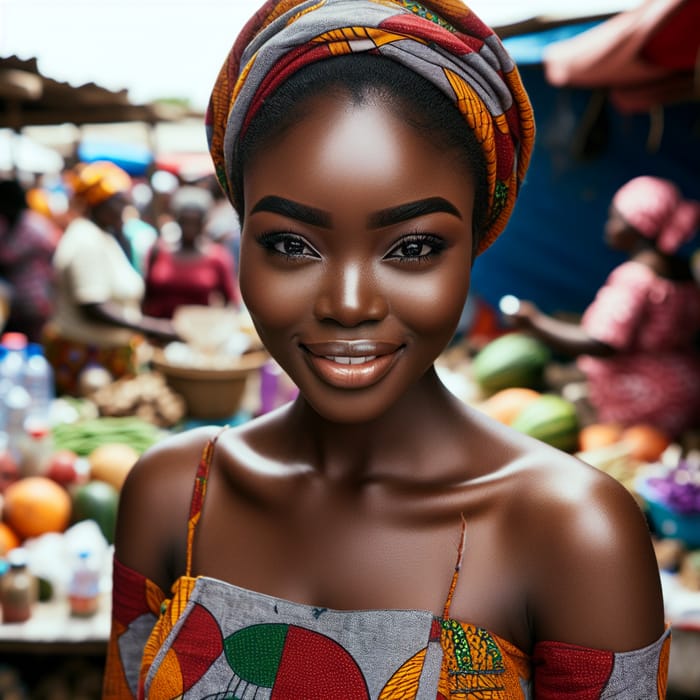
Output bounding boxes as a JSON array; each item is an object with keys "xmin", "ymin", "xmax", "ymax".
[
  {"xmin": 113, "ymin": 425, "xmax": 221, "ymax": 591},
  {"xmin": 508, "ymin": 445, "xmax": 665, "ymax": 651}
]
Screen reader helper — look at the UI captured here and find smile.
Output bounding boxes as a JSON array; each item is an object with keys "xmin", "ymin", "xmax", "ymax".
[
  {"xmin": 324, "ymin": 355, "xmax": 377, "ymax": 365},
  {"xmin": 302, "ymin": 340, "xmax": 403, "ymax": 389}
]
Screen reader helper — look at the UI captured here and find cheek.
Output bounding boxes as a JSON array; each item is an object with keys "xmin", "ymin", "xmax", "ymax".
[
  {"xmin": 389, "ymin": 266, "xmax": 471, "ymax": 337},
  {"xmin": 238, "ymin": 247, "xmax": 312, "ymax": 334}
]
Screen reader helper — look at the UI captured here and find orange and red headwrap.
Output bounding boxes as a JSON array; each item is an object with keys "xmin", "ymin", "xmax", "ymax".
[
  {"xmin": 69, "ymin": 161, "xmax": 132, "ymax": 208},
  {"xmin": 206, "ymin": 0, "xmax": 535, "ymax": 253}
]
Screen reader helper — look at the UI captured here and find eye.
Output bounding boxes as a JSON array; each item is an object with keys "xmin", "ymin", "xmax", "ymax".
[
  {"xmin": 257, "ymin": 232, "xmax": 320, "ymax": 259},
  {"xmin": 384, "ymin": 234, "xmax": 446, "ymax": 262}
]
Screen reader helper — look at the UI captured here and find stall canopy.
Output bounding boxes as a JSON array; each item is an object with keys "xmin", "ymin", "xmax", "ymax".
[{"xmin": 0, "ymin": 54, "xmax": 189, "ymax": 129}]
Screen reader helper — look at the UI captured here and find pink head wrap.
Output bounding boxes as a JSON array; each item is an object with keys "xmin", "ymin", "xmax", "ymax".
[{"xmin": 612, "ymin": 175, "xmax": 700, "ymax": 254}]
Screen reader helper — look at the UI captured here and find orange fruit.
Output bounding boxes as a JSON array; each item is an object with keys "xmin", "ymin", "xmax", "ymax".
[
  {"xmin": 621, "ymin": 424, "xmax": 671, "ymax": 463},
  {"xmin": 578, "ymin": 422, "xmax": 624, "ymax": 452},
  {"xmin": 478, "ymin": 387, "xmax": 541, "ymax": 425},
  {"xmin": 3, "ymin": 476, "xmax": 72, "ymax": 539},
  {"xmin": 0, "ymin": 521, "xmax": 21, "ymax": 554}
]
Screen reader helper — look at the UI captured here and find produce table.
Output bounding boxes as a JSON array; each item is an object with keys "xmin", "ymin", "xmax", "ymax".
[{"xmin": 0, "ymin": 593, "xmax": 110, "ymax": 655}]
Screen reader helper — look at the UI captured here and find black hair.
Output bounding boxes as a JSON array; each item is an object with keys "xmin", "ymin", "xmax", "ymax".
[
  {"xmin": 232, "ymin": 53, "xmax": 488, "ymax": 253},
  {"xmin": 0, "ymin": 179, "xmax": 28, "ymax": 228}
]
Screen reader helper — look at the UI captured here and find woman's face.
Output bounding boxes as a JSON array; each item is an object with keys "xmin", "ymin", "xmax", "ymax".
[
  {"xmin": 240, "ymin": 94, "xmax": 476, "ymax": 423},
  {"xmin": 93, "ymin": 192, "xmax": 130, "ymax": 233},
  {"xmin": 178, "ymin": 208, "xmax": 206, "ymax": 246}
]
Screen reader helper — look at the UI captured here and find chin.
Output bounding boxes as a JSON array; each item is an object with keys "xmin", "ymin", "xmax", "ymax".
[{"xmin": 303, "ymin": 391, "xmax": 394, "ymax": 425}]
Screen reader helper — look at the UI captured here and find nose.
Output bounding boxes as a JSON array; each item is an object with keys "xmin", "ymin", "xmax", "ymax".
[{"xmin": 313, "ymin": 262, "xmax": 388, "ymax": 327}]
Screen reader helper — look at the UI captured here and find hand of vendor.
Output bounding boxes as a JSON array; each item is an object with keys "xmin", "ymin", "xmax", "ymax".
[
  {"xmin": 80, "ymin": 301, "xmax": 181, "ymax": 345},
  {"xmin": 500, "ymin": 297, "xmax": 539, "ymax": 330},
  {"xmin": 138, "ymin": 316, "xmax": 181, "ymax": 345}
]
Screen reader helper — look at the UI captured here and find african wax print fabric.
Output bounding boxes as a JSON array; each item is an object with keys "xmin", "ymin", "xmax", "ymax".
[
  {"xmin": 103, "ymin": 432, "xmax": 671, "ymax": 699},
  {"xmin": 579, "ymin": 260, "xmax": 700, "ymax": 437},
  {"xmin": 206, "ymin": 0, "xmax": 535, "ymax": 254}
]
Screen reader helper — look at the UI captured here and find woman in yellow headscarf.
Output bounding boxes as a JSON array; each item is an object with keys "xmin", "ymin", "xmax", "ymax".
[{"xmin": 44, "ymin": 161, "xmax": 178, "ymax": 395}]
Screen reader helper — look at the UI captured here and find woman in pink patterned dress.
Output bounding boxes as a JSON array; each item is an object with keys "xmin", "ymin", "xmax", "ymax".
[{"xmin": 507, "ymin": 175, "xmax": 700, "ymax": 439}]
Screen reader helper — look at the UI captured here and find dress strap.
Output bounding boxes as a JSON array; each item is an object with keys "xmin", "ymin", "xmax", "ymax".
[
  {"xmin": 185, "ymin": 427, "xmax": 229, "ymax": 578},
  {"xmin": 442, "ymin": 514, "xmax": 467, "ymax": 619}
]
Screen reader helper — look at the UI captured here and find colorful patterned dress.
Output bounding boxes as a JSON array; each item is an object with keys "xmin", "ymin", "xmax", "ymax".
[{"xmin": 103, "ymin": 432, "xmax": 670, "ymax": 699}]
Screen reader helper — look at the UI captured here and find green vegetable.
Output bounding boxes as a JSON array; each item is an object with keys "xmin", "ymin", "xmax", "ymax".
[
  {"xmin": 472, "ymin": 332, "xmax": 551, "ymax": 395},
  {"xmin": 51, "ymin": 416, "xmax": 162, "ymax": 456},
  {"xmin": 71, "ymin": 480, "xmax": 120, "ymax": 544},
  {"xmin": 510, "ymin": 394, "xmax": 579, "ymax": 452}
]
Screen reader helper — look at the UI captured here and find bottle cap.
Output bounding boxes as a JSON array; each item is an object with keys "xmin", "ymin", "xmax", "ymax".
[
  {"xmin": 1, "ymin": 332, "xmax": 28, "ymax": 351},
  {"xmin": 7, "ymin": 547, "xmax": 29, "ymax": 569},
  {"xmin": 26, "ymin": 343, "xmax": 44, "ymax": 358}
]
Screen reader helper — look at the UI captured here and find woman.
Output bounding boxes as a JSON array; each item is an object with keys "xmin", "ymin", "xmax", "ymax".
[
  {"xmin": 0, "ymin": 179, "xmax": 57, "ymax": 342},
  {"xmin": 104, "ymin": 2, "xmax": 669, "ymax": 698},
  {"xmin": 506, "ymin": 175, "xmax": 700, "ymax": 440},
  {"xmin": 142, "ymin": 185, "xmax": 240, "ymax": 319},
  {"xmin": 45, "ymin": 161, "xmax": 178, "ymax": 395}
]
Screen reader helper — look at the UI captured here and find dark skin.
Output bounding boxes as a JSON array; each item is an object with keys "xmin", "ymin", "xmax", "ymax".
[
  {"xmin": 79, "ymin": 192, "xmax": 179, "ymax": 344},
  {"xmin": 115, "ymin": 94, "xmax": 664, "ymax": 657},
  {"xmin": 506, "ymin": 205, "xmax": 696, "ymax": 355}
]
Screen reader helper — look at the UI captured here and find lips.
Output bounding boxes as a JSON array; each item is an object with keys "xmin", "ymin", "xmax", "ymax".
[{"xmin": 302, "ymin": 340, "xmax": 403, "ymax": 389}]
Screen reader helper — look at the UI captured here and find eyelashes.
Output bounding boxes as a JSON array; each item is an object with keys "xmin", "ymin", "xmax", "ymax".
[
  {"xmin": 383, "ymin": 233, "xmax": 447, "ymax": 262},
  {"xmin": 256, "ymin": 231, "xmax": 448, "ymax": 263},
  {"xmin": 257, "ymin": 231, "xmax": 320, "ymax": 259}
]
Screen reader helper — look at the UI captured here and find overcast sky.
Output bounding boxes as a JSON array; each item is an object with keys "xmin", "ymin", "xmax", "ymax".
[{"xmin": 0, "ymin": 0, "xmax": 637, "ymax": 111}]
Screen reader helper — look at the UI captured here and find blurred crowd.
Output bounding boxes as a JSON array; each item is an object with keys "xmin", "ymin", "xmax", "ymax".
[{"xmin": 0, "ymin": 162, "xmax": 242, "ymax": 395}]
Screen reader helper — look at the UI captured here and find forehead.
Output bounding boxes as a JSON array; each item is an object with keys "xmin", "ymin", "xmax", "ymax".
[{"xmin": 242, "ymin": 94, "xmax": 475, "ymax": 220}]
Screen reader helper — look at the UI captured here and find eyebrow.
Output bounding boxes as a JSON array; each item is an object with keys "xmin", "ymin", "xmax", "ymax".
[
  {"xmin": 249, "ymin": 195, "xmax": 462, "ymax": 229},
  {"xmin": 250, "ymin": 195, "xmax": 331, "ymax": 228},
  {"xmin": 367, "ymin": 197, "xmax": 462, "ymax": 228}
]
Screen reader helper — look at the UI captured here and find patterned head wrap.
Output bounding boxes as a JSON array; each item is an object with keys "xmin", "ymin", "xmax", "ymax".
[
  {"xmin": 70, "ymin": 161, "xmax": 132, "ymax": 207},
  {"xmin": 206, "ymin": 0, "xmax": 535, "ymax": 253},
  {"xmin": 612, "ymin": 176, "xmax": 700, "ymax": 254}
]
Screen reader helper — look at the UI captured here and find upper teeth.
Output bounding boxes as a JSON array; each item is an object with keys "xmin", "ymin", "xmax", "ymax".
[{"xmin": 325, "ymin": 356, "xmax": 376, "ymax": 365}]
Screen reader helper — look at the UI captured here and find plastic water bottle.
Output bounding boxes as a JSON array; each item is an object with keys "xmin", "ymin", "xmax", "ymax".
[
  {"xmin": 0, "ymin": 332, "xmax": 28, "ymax": 445},
  {"xmin": 0, "ymin": 332, "xmax": 28, "ymax": 387},
  {"xmin": 68, "ymin": 550, "xmax": 101, "ymax": 617},
  {"xmin": 23, "ymin": 343, "xmax": 55, "ymax": 423},
  {"xmin": 3, "ymin": 384, "xmax": 31, "ymax": 465}
]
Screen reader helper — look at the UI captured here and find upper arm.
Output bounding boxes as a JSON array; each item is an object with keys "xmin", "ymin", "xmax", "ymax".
[
  {"xmin": 113, "ymin": 427, "xmax": 216, "ymax": 592},
  {"xmin": 581, "ymin": 264, "xmax": 650, "ymax": 351},
  {"xmin": 523, "ymin": 461, "xmax": 665, "ymax": 652}
]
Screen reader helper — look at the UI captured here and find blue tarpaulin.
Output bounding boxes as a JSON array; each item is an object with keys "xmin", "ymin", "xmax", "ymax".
[{"xmin": 470, "ymin": 22, "xmax": 700, "ymax": 317}]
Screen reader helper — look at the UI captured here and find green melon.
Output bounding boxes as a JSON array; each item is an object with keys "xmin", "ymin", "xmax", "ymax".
[
  {"xmin": 472, "ymin": 332, "xmax": 551, "ymax": 395},
  {"xmin": 71, "ymin": 480, "xmax": 120, "ymax": 544},
  {"xmin": 510, "ymin": 394, "xmax": 580, "ymax": 452}
]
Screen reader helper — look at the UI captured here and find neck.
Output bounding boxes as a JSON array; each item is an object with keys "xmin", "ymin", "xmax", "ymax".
[{"xmin": 285, "ymin": 366, "xmax": 467, "ymax": 483}]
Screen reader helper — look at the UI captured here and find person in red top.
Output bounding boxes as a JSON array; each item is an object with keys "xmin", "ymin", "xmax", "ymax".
[
  {"xmin": 506, "ymin": 175, "xmax": 700, "ymax": 439},
  {"xmin": 142, "ymin": 185, "xmax": 240, "ymax": 319}
]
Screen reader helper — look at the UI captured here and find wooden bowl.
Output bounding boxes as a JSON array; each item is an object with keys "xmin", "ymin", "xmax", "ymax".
[{"xmin": 151, "ymin": 350, "xmax": 268, "ymax": 420}]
